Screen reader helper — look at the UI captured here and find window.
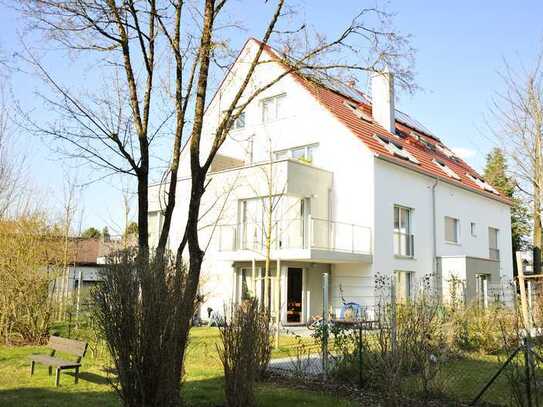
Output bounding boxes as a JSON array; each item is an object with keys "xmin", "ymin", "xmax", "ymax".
[
  {"xmin": 395, "ymin": 271, "xmax": 413, "ymax": 302},
  {"xmin": 470, "ymin": 222, "xmax": 477, "ymax": 237},
  {"xmin": 433, "ymin": 159, "xmax": 461, "ymax": 180},
  {"xmin": 467, "ymin": 173, "xmax": 499, "ymax": 195},
  {"xmin": 374, "ymin": 134, "xmax": 420, "ymax": 165},
  {"xmin": 234, "ymin": 111, "xmax": 246, "ymax": 129},
  {"xmin": 488, "ymin": 227, "xmax": 499, "ymax": 260},
  {"xmin": 436, "ymin": 144, "xmax": 456, "ymax": 159},
  {"xmin": 444, "ymin": 216, "xmax": 459, "ymax": 243},
  {"xmin": 222, "ymin": 110, "xmax": 246, "ymax": 130},
  {"xmin": 476, "ymin": 274, "xmax": 490, "ymax": 308},
  {"xmin": 394, "ymin": 205, "xmax": 414, "ymax": 257},
  {"xmin": 148, "ymin": 211, "xmax": 164, "ymax": 248},
  {"xmin": 274, "ymin": 144, "xmax": 317, "ymax": 164},
  {"xmin": 262, "ymin": 94, "xmax": 286, "ymax": 122},
  {"xmin": 344, "ymin": 100, "xmax": 372, "ymax": 122}
]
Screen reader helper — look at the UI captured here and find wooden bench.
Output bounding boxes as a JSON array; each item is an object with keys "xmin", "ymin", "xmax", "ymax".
[{"xmin": 30, "ymin": 336, "xmax": 88, "ymax": 386}]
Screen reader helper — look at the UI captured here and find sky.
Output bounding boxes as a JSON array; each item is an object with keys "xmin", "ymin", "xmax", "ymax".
[{"xmin": 1, "ymin": 0, "xmax": 542, "ymax": 231}]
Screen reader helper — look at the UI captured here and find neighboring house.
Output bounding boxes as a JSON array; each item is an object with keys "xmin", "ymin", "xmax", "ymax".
[
  {"xmin": 148, "ymin": 39, "xmax": 513, "ymax": 323},
  {"xmin": 53, "ymin": 236, "xmax": 135, "ymax": 301}
]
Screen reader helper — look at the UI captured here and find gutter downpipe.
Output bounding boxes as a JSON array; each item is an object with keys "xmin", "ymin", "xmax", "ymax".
[{"xmin": 432, "ymin": 177, "xmax": 439, "ymax": 299}]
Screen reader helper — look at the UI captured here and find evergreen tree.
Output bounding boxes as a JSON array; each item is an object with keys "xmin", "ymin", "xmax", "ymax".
[
  {"xmin": 483, "ymin": 148, "xmax": 530, "ymax": 272},
  {"xmin": 81, "ymin": 226, "xmax": 101, "ymax": 239},
  {"xmin": 102, "ymin": 226, "xmax": 111, "ymax": 241}
]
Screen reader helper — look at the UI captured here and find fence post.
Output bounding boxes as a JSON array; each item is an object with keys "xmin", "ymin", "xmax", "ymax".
[
  {"xmin": 524, "ymin": 337, "xmax": 533, "ymax": 407},
  {"xmin": 322, "ymin": 272, "xmax": 329, "ymax": 378}
]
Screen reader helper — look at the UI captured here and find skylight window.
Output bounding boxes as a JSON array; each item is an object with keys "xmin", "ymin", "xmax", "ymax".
[
  {"xmin": 433, "ymin": 159, "xmax": 461, "ymax": 180},
  {"xmin": 467, "ymin": 173, "xmax": 500, "ymax": 195},
  {"xmin": 344, "ymin": 101, "xmax": 372, "ymax": 122},
  {"xmin": 374, "ymin": 134, "xmax": 420, "ymax": 164},
  {"xmin": 437, "ymin": 144, "xmax": 456, "ymax": 158}
]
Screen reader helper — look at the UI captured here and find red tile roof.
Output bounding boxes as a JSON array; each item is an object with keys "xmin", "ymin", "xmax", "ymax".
[{"xmin": 256, "ymin": 39, "xmax": 511, "ymax": 205}]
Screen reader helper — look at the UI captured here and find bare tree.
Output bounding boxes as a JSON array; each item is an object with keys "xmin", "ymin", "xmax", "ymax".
[
  {"xmin": 489, "ymin": 51, "xmax": 543, "ymax": 274},
  {"xmin": 16, "ymin": 0, "xmax": 415, "ymax": 404}
]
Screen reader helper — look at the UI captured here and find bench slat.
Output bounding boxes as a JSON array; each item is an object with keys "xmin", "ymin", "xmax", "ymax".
[
  {"xmin": 48, "ymin": 336, "xmax": 88, "ymax": 357},
  {"xmin": 30, "ymin": 354, "xmax": 81, "ymax": 368}
]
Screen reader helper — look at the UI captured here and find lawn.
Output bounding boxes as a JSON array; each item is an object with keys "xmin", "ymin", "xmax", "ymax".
[{"xmin": 0, "ymin": 327, "xmax": 354, "ymax": 407}]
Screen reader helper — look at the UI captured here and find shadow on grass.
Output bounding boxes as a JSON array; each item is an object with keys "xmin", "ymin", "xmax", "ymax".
[
  {"xmin": 0, "ymin": 388, "xmax": 119, "ymax": 407},
  {"xmin": 64, "ymin": 371, "xmax": 111, "ymax": 385}
]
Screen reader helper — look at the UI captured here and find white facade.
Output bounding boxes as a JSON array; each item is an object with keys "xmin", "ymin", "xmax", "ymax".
[{"xmin": 148, "ymin": 39, "xmax": 513, "ymax": 323}]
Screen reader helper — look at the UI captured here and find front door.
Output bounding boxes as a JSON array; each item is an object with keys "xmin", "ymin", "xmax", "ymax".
[{"xmin": 287, "ymin": 268, "xmax": 303, "ymax": 323}]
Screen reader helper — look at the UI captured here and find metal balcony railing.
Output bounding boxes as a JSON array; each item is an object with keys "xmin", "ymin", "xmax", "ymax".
[
  {"xmin": 215, "ymin": 216, "xmax": 372, "ymax": 255},
  {"xmin": 393, "ymin": 231, "xmax": 414, "ymax": 257}
]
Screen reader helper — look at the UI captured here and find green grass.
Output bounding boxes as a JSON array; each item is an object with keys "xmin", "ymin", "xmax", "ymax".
[{"xmin": 0, "ymin": 327, "xmax": 353, "ymax": 407}]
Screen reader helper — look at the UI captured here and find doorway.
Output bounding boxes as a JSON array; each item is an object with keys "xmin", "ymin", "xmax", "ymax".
[{"xmin": 287, "ymin": 267, "xmax": 303, "ymax": 323}]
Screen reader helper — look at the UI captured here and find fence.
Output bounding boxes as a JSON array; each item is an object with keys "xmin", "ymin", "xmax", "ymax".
[{"xmin": 270, "ymin": 280, "xmax": 543, "ymax": 407}]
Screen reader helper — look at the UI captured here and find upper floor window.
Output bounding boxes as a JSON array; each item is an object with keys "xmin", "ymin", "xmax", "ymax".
[
  {"xmin": 262, "ymin": 94, "xmax": 286, "ymax": 123},
  {"xmin": 234, "ymin": 111, "xmax": 246, "ymax": 129},
  {"xmin": 222, "ymin": 109, "xmax": 246, "ymax": 130},
  {"xmin": 470, "ymin": 222, "xmax": 477, "ymax": 237},
  {"xmin": 374, "ymin": 134, "xmax": 420, "ymax": 165},
  {"xmin": 274, "ymin": 144, "xmax": 317, "ymax": 164},
  {"xmin": 394, "ymin": 205, "xmax": 414, "ymax": 257},
  {"xmin": 444, "ymin": 216, "xmax": 459, "ymax": 243},
  {"xmin": 489, "ymin": 227, "xmax": 499, "ymax": 260}
]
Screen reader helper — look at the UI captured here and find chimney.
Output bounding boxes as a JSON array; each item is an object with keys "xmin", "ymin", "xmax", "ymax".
[{"xmin": 371, "ymin": 67, "xmax": 395, "ymax": 133}]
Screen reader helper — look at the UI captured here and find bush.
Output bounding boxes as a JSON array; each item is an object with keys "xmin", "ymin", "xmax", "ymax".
[
  {"xmin": 93, "ymin": 249, "xmax": 188, "ymax": 407},
  {"xmin": 217, "ymin": 298, "xmax": 270, "ymax": 407},
  {"xmin": 0, "ymin": 215, "xmax": 63, "ymax": 344}
]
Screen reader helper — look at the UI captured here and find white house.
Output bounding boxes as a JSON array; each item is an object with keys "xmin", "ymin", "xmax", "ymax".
[{"xmin": 148, "ymin": 39, "xmax": 513, "ymax": 324}]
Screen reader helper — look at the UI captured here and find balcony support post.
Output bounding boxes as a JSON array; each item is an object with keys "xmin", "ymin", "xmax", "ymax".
[
  {"xmin": 274, "ymin": 258, "xmax": 281, "ymax": 349},
  {"xmin": 251, "ymin": 258, "xmax": 256, "ymax": 297}
]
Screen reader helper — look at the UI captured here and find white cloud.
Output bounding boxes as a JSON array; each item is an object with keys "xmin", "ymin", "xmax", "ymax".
[{"xmin": 451, "ymin": 147, "xmax": 476, "ymax": 160}]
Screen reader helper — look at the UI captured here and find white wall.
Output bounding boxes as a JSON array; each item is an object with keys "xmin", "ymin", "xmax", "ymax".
[{"xmin": 373, "ymin": 158, "xmax": 513, "ymax": 301}]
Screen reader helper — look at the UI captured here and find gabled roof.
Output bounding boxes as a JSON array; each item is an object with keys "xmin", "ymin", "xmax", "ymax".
[{"xmin": 253, "ymin": 39, "xmax": 510, "ymax": 205}]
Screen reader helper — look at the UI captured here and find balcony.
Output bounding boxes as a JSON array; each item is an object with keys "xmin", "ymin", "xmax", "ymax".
[{"xmin": 215, "ymin": 216, "xmax": 372, "ymax": 263}]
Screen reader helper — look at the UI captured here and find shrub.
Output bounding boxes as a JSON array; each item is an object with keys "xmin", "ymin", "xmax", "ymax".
[
  {"xmin": 217, "ymin": 298, "xmax": 270, "ymax": 407},
  {"xmin": 93, "ymin": 249, "xmax": 188, "ymax": 407}
]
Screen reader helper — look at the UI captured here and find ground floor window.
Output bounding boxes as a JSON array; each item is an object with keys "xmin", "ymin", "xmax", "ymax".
[
  {"xmin": 395, "ymin": 270, "xmax": 413, "ymax": 302},
  {"xmin": 476, "ymin": 274, "xmax": 490, "ymax": 308}
]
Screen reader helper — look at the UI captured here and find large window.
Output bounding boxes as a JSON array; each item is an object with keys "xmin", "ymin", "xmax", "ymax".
[
  {"xmin": 394, "ymin": 205, "xmax": 414, "ymax": 257},
  {"xmin": 488, "ymin": 227, "xmax": 499, "ymax": 260},
  {"xmin": 274, "ymin": 144, "xmax": 317, "ymax": 164},
  {"xmin": 262, "ymin": 94, "xmax": 286, "ymax": 122},
  {"xmin": 395, "ymin": 271, "xmax": 413, "ymax": 302},
  {"xmin": 444, "ymin": 216, "xmax": 459, "ymax": 243}
]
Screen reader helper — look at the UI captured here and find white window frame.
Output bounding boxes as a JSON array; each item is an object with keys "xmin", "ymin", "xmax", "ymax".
[
  {"xmin": 395, "ymin": 270, "xmax": 414, "ymax": 302},
  {"xmin": 374, "ymin": 134, "xmax": 420, "ymax": 165},
  {"xmin": 488, "ymin": 227, "xmax": 500, "ymax": 260},
  {"xmin": 393, "ymin": 205, "xmax": 414, "ymax": 257},
  {"xmin": 476, "ymin": 274, "xmax": 490, "ymax": 308},
  {"xmin": 274, "ymin": 143, "xmax": 318, "ymax": 164},
  {"xmin": 467, "ymin": 173, "xmax": 499, "ymax": 195},
  {"xmin": 433, "ymin": 159, "xmax": 461, "ymax": 180},
  {"xmin": 444, "ymin": 216, "xmax": 460, "ymax": 244},
  {"xmin": 470, "ymin": 222, "xmax": 477, "ymax": 237},
  {"xmin": 261, "ymin": 93, "xmax": 286, "ymax": 123}
]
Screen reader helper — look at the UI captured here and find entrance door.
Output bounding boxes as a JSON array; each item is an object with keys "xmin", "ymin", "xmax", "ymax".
[{"xmin": 287, "ymin": 268, "xmax": 303, "ymax": 323}]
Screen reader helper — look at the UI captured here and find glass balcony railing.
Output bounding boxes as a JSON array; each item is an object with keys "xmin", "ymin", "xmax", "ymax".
[{"xmin": 215, "ymin": 216, "xmax": 372, "ymax": 255}]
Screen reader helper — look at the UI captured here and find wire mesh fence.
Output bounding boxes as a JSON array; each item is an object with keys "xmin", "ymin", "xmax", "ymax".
[{"xmin": 268, "ymin": 292, "xmax": 543, "ymax": 406}]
